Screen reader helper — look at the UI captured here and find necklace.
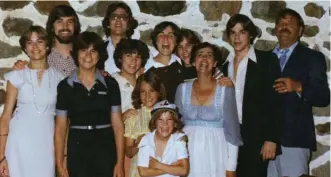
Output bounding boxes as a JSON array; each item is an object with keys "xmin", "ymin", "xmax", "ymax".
[
  {"xmin": 193, "ymin": 80, "xmax": 216, "ymax": 105},
  {"xmin": 28, "ymin": 67, "xmax": 52, "ymax": 114}
]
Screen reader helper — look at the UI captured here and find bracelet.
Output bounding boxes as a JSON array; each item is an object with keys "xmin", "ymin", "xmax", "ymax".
[
  {"xmin": 64, "ymin": 154, "xmax": 67, "ymax": 157},
  {"xmin": 0, "ymin": 156, "xmax": 6, "ymax": 164}
]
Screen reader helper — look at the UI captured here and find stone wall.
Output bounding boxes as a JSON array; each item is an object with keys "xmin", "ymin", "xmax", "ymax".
[{"xmin": 0, "ymin": 1, "xmax": 329, "ymax": 176}]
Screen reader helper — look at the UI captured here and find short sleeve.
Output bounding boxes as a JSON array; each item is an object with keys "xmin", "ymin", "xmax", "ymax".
[
  {"xmin": 106, "ymin": 76, "xmax": 122, "ymax": 113},
  {"xmin": 4, "ymin": 70, "xmax": 24, "ymax": 89},
  {"xmin": 175, "ymin": 83, "xmax": 185, "ymax": 115},
  {"xmin": 137, "ymin": 145, "xmax": 151, "ymax": 168},
  {"xmin": 56, "ymin": 79, "xmax": 70, "ymax": 117},
  {"xmin": 176, "ymin": 141, "xmax": 188, "ymax": 160}
]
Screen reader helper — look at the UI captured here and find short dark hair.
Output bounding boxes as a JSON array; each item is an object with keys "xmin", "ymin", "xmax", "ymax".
[
  {"xmin": 150, "ymin": 21, "xmax": 181, "ymax": 50},
  {"xmin": 113, "ymin": 39, "xmax": 150, "ymax": 69},
  {"xmin": 19, "ymin": 25, "xmax": 51, "ymax": 55},
  {"xmin": 131, "ymin": 69, "xmax": 167, "ymax": 109},
  {"xmin": 275, "ymin": 8, "xmax": 304, "ymax": 36},
  {"xmin": 190, "ymin": 42, "xmax": 222, "ymax": 65},
  {"xmin": 148, "ymin": 109, "xmax": 184, "ymax": 133},
  {"xmin": 102, "ymin": 2, "xmax": 138, "ymax": 38},
  {"xmin": 226, "ymin": 14, "xmax": 260, "ymax": 44},
  {"xmin": 71, "ymin": 31, "xmax": 108, "ymax": 70},
  {"xmin": 46, "ymin": 5, "xmax": 81, "ymax": 47},
  {"xmin": 178, "ymin": 28, "xmax": 201, "ymax": 46}
]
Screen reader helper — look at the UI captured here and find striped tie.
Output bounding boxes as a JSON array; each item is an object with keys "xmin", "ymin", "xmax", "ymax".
[{"xmin": 279, "ymin": 49, "xmax": 289, "ymax": 71}]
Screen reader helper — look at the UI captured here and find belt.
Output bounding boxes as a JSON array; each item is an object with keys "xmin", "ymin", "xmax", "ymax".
[{"xmin": 70, "ymin": 124, "xmax": 111, "ymax": 130}]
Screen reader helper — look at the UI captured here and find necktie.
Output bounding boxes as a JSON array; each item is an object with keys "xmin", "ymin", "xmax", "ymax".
[{"xmin": 279, "ymin": 49, "xmax": 289, "ymax": 71}]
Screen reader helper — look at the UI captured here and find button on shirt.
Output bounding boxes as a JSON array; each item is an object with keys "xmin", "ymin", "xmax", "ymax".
[
  {"xmin": 137, "ymin": 131, "xmax": 188, "ymax": 177},
  {"xmin": 273, "ymin": 41, "xmax": 299, "ymax": 71},
  {"xmin": 226, "ymin": 46, "xmax": 257, "ymax": 124},
  {"xmin": 56, "ymin": 69, "xmax": 121, "ymax": 126},
  {"xmin": 48, "ymin": 48, "xmax": 76, "ymax": 77}
]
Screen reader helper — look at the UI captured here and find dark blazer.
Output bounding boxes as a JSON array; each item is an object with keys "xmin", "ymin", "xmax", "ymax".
[
  {"xmin": 276, "ymin": 44, "xmax": 330, "ymax": 151},
  {"xmin": 222, "ymin": 49, "xmax": 283, "ymax": 149}
]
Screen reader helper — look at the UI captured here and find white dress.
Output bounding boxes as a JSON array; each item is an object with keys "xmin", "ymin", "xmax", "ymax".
[
  {"xmin": 175, "ymin": 81, "xmax": 242, "ymax": 177},
  {"xmin": 4, "ymin": 67, "xmax": 64, "ymax": 177}
]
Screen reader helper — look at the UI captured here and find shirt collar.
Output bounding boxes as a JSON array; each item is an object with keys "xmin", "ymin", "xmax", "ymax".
[
  {"xmin": 273, "ymin": 41, "xmax": 299, "ymax": 54},
  {"xmin": 138, "ymin": 130, "xmax": 185, "ymax": 148},
  {"xmin": 105, "ymin": 36, "xmax": 115, "ymax": 50},
  {"xmin": 67, "ymin": 69, "xmax": 106, "ymax": 88},
  {"xmin": 225, "ymin": 45, "xmax": 257, "ymax": 63}
]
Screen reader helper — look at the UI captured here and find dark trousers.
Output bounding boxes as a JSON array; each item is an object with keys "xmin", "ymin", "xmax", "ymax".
[
  {"xmin": 236, "ymin": 144, "xmax": 269, "ymax": 177},
  {"xmin": 67, "ymin": 128, "xmax": 117, "ymax": 177}
]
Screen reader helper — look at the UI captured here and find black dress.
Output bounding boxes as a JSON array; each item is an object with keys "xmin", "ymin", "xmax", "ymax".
[{"xmin": 56, "ymin": 70, "xmax": 121, "ymax": 177}]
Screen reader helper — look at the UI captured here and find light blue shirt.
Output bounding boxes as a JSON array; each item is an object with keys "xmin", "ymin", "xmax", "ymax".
[{"xmin": 273, "ymin": 41, "xmax": 299, "ymax": 68}]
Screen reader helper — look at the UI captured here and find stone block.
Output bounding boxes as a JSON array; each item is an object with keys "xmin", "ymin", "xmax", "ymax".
[
  {"xmin": 251, "ymin": 1, "xmax": 286, "ymax": 23},
  {"xmin": 315, "ymin": 122, "xmax": 330, "ymax": 136},
  {"xmin": 86, "ymin": 26, "xmax": 105, "ymax": 38},
  {"xmin": 2, "ymin": 17, "xmax": 33, "ymax": 37},
  {"xmin": 323, "ymin": 41, "xmax": 330, "ymax": 50},
  {"xmin": 0, "ymin": 41, "xmax": 22, "ymax": 59},
  {"xmin": 254, "ymin": 40, "xmax": 277, "ymax": 51},
  {"xmin": 139, "ymin": 29, "xmax": 153, "ymax": 46},
  {"xmin": 266, "ymin": 27, "xmax": 276, "ymax": 36},
  {"xmin": 199, "ymin": 1, "xmax": 242, "ymax": 21},
  {"xmin": 313, "ymin": 105, "xmax": 331, "ymax": 117},
  {"xmin": 0, "ymin": 1, "xmax": 30, "ymax": 11},
  {"xmin": 312, "ymin": 162, "xmax": 330, "ymax": 177},
  {"xmin": 304, "ymin": 3, "xmax": 325, "ymax": 19},
  {"xmin": 138, "ymin": 1, "xmax": 186, "ymax": 17},
  {"xmin": 34, "ymin": 1, "xmax": 70, "ymax": 15},
  {"xmin": 82, "ymin": 1, "xmax": 120, "ymax": 17},
  {"xmin": 303, "ymin": 25, "xmax": 319, "ymax": 37}
]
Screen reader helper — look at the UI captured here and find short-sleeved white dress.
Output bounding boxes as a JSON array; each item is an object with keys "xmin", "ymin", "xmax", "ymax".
[{"xmin": 4, "ymin": 67, "xmax": 64, "ymax": 177}]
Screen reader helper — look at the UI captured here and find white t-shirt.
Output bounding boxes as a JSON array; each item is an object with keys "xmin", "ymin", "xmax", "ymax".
[{"xmin": 137, "ymin": 130, "xmax": 188, "ymax": 177}]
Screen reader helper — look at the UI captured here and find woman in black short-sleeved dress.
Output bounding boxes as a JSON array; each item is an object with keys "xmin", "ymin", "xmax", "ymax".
[{"xmin": 54, "ymin": 31, "xmax": 124, "ymax": 177}]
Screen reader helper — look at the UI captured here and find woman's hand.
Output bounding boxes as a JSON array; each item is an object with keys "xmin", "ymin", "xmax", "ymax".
[
  {"xmin": 113, "ymin": 162, "xmax": 124, "ymax": 177},
  {"xmin": 226, "ymin": 170, "xmax": 236, "ymax": 177},
  {"xmin": 122, "ymin": 109, "xmax": 138, "ymax": 122},
  {"xmin": 0, "ymin": 159, "xmax": 9, "ymax": 177},
  {"xmin": 218, "ymin": 76, "xmax": 234, "ymax": 87},
  {"xmin": 57, "ymin": 167, "xmax": 69, "ymax": 177},
  {"xmin": 134, "ymin": 134, "xmax": 145, "ymax": 147}
]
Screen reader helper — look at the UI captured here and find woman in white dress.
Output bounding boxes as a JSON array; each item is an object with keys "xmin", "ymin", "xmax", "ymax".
[
  {"xmin": 175, "ymin": 42, "xmax": 242, "ymax": 177},
  {"xmin": 0, "ymin": 26, "xmax": 64, "ymax": 177}
]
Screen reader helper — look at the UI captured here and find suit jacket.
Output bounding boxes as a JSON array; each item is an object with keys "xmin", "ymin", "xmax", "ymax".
[
  {"xmin": 276, "ymin": 44, "xmax": 330, "ymax": 151},
  {"xmin": 222, "ymin": 49, "xmax": 283, "ymax": 151}
]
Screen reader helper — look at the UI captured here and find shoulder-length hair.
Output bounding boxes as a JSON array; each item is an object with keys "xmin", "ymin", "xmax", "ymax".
[
  {"xmin": 178, "ymin": 28, "xmax": 201, "ymax": 46},
  {"xmin": 150, "ymin": 21, "xmax": 181, "ymax": 51},
  {"xmin": 102, "ymin": 2, "xmax": 138, "ymax": 38},
  {"xmin": 131, "ymin": 69, "xmax": 167, "ymax": 109},
  {"xmin": 46, "ymin": 5, "xmax": 81, "ymax": 47},
  {"xmin": 19, "ymin": 25, "xmax": 51, "ymax": 55},
  {"xmin": 71, "ymin": 31, "xmax": 108, "ymax": 70}
]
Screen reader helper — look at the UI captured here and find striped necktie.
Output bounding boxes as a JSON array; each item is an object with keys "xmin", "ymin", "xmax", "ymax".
[{"xmin": 279, "ymin": 49, "xmax": 289, "ymax": 71}]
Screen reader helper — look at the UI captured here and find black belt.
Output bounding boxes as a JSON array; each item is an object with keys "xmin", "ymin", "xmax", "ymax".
[{"xmin": 70, "ymin": 124, "xmax": 111, "ymax": 130}]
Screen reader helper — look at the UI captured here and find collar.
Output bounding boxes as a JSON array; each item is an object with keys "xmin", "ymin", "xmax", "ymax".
[
  {"xmin": 105, "ymin": 36, "xmax": 115, "ymax": 50},
  {"xmin": 138, "ymin": 130, "xmax": 185, "ymax": 148},
  {"xmin": 51, "ymin": 47, "xmax": 73, "ymax": 59},
  {"xmin": 225, "ymin": 45, "xmax": 257, "ymax": 63},
  {"xmin": 67, "ymin": 69, "xmax": 106, "ymax": 88},
  {"xmin": 273, "ymin": 41, "xmax": 299, "ymax": 53},
  {"xmin": 150, "ymin": 47, "xmax": 182, "ymax": 65}
]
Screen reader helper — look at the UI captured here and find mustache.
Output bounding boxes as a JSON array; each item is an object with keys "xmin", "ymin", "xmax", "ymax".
[{"xmin": 279, "ymin": 28, "xmax": 291, "ymax": 34}]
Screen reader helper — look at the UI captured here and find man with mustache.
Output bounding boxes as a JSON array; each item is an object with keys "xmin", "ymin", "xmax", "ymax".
[
  {"xmin": 14, "ymin": 5, "xmax": 81, "ymax": 77},
  {"xmin": 268, "ymin": 8, "xmax": 330, "ymax": 177}
]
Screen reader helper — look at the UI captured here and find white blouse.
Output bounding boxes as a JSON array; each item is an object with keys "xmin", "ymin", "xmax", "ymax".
[{"xmin": 112, "ymin": 72, "xmax": 134, "ymax": 113}]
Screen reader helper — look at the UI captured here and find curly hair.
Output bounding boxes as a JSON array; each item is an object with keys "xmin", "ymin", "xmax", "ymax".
[
  {"xmin": 71, "ymin": 31, "xmax": 108, "ymax": 70},
  {"xmin": 131, "ymin": 69, "xmax": 167, "ymax": 109},
  {"xmin": 102, "ymin": 2, "xmax": 138, "ymax": 38},
  {"xmin": 113, "ymin": 39, "xmax": 150, "ymax": 69},
  {"xmin": 190, "ymin": 42, "xmax": 222, "ymax": 65}
]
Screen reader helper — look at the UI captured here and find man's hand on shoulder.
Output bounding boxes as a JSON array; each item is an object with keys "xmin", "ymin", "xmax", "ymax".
[{"xmin": 12, "ymin": 60, "xmax": 28, "ymax": 70}]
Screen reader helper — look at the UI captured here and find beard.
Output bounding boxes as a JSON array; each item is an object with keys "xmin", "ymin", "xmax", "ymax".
[{"xmin": 54, "ymin": 32, "xmax": 73, "ymax": 44}]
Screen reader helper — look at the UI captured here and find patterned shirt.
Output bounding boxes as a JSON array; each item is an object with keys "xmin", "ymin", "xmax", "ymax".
[{"xmin": 47, "ymin": 48, "xmax": 76, "ymax": 77}]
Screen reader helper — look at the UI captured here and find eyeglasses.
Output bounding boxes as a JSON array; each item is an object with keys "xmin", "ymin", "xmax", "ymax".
[{"xmin": 110, "ymin": 14, "xmax": 129, "ymax": 21}]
